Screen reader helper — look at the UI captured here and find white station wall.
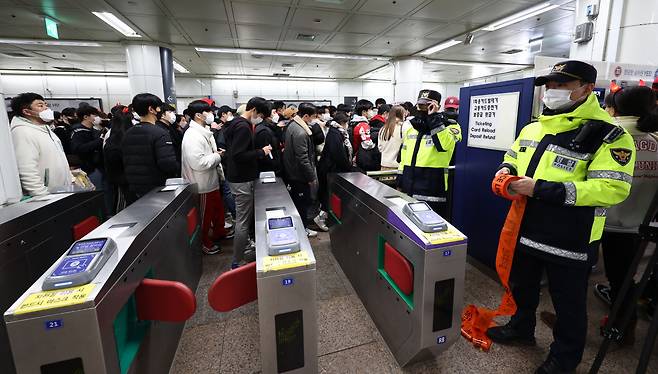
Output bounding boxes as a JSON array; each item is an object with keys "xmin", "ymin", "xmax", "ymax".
[{"xmin": 0, "ymin": 74, "xmax": 463, "ymax": 113}]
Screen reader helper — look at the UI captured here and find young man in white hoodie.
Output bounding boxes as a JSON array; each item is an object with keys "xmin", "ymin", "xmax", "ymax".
[
  {"xmin": 10, "ymin": 92, "xmax": 73, "ymax": 196},
  {"xmin": 182, "ymin": 100, "xmax": 231, "ymax": 255}
]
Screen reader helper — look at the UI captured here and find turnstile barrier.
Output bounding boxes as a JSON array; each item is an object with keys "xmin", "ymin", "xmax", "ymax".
[
  {"xmin": 328, "ymin": 172, "xmax": 467, "ymax": 366},
  {"xmin": 4, "ymin": 183, "xmax": 202, "ymax": 374}
]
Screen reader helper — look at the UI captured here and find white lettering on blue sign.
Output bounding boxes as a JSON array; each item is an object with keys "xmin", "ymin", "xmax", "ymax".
[
  {"xmin": 443, "ymin": 250, "xmax": 452, "ymax": 257},
  {"xmin": 437, "ymin": 336, "xmax": 447, "ymax": 344},
  {"xmin": 282, "ymin": 278, "xmax": 294, "ymax": 286},
  {"xmin": 46, "ymin": 319, "xmax": 63, "ymax": 330}
]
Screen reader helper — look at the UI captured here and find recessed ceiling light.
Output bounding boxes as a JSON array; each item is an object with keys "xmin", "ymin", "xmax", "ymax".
[
  {"xmin": 313, "ymin": 18, "xmax": 322, "ymax": 23},
  {"xmin": 0, "ymin": 38, "xmax": 102, "ymax": 47},
  {"xmin": 92, "ymin": 11, "xmax": 141, "ymax": 38},
  {"xmin": 418, "ymin": 39, "xmax": 462, "ymax": 56},
  {"xmin": 481, "ymin": 2, "xmax": 560, "ymax": 31},
  {"xmin": 296, "ymin": 33, "xmax": 317, "ymax": 41}
]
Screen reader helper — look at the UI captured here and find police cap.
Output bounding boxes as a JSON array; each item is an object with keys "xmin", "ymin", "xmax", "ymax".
[{"xmin": 534, "ymin": 60, "xmax": 597, "ymax": 87}]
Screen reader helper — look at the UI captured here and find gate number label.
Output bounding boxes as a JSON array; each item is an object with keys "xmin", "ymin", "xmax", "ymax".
[
  {"xmin": 437, "ymin": 336, "xmax": 446, "ymax": 344},
  {"xmin": 443, "ymin": 250, "xmax": 452, "ymax": 257},
  {"xmin": 282, "ymin": 278, "xmax": 294, "ymax": 286},
  {"xmin": 46, "ymin": 319, "xmax": 63, "ymax": 330}
]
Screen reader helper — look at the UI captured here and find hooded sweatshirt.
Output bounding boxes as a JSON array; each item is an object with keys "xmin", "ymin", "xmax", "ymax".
[
  {"xmin": 604, "ymin": 116, "xmax": 658, "ymax": 233},
  {"xmin": 10, "ymin": 116, "xmax": 73, "ymax": 196}
]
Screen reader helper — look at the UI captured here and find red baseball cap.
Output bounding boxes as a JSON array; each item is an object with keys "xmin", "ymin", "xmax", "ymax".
[{"xmin": 444, "ymin": 96, "xmax": 459, "ymax": 109}]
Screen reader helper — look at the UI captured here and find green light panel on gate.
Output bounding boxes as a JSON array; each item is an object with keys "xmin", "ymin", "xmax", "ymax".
[{"xmin": 45, "ymin": 18, "xmax": 59, "ymax": 39}]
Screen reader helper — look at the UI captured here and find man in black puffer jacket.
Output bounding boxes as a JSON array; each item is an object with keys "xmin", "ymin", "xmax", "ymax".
[{"xmin": 122, "ymin": 93, "xmax": 179, "ymax": 204}]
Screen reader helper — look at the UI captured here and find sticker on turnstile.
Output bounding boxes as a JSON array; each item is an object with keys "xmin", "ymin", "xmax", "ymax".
[
  {"xmin": 421, "ymin": 223, "xmax": 466, "ymax": 245},
  {"xmin": 262, "ymin": 251, "xmax": 311, "ymax": 272},
  {"xmin": 14, "ymin": 284, "xmax": 96, "ymax": 315}
]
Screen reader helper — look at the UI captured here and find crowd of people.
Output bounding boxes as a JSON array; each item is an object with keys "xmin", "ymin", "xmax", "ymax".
[{"xmin": 6, "ymin": 89, "xmax": 461, "ymax": 267}]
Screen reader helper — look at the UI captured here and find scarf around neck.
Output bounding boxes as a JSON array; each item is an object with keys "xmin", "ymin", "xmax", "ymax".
[{"xmin": 329, "ymin": 121, "xmax": 353, "ymax": 160}]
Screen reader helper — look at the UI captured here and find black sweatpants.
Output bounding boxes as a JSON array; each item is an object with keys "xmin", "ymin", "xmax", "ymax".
[
  {"xmin": 289, "ymin": 180, "xmax": 320, "ymax": 227},
  {"xmin": 601, "ymin": 231, "xmax": 640, "ymax": 322},
  {"xmin": 509, "ymin": 250, "xmax": 590, "ymax": 371}
]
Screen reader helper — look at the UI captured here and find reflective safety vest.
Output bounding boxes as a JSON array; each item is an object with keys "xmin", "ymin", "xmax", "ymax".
[
  {"xmin": 398, "ymin": 119, "xmax": 462, "ymax": 200},
  {"xmin": 501, "ymin": 93, "xmax": 635, "ymax": 266}
]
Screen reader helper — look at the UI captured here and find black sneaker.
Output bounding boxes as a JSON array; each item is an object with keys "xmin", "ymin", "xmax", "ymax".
[
  {"xmin": 486, "ymin": 323, "xmax": 536, "ymax": 346},
  {"xmin": 594, "ymin": 283, "xmax": 612, "ymax": 306},
  {"xmin": 535, "ymin": 356, "xmax": 574, "ymax": 374}
]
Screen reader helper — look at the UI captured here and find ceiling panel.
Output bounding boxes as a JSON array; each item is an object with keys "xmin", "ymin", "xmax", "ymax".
[
  {"xmin": 340, "ymin": 14, "xmax": 398, "ymax": 34},
  {"xmin": 236, "ymin": 24, "xmax": 282, "ymax": 42},
  {"xmin": 466, "ymin": 0, "xmax": 543, "ymax": 25},
  {"xmin": 105, "ymin": 0, "xmax": 165, "ymax": 16},
  {"xmin": 161, "ymin": 0, "xmax": 228, "ymax": 21},
  {"xmin": 424, "ymin": 23, "xmax": 473, "ymax": 41},
  {"xmin": 231, "ymin": 2, "xmax": 290, "ymax": 26},
  {"xmin": 361, "ymin": 0, "xmax": 426, "ymax": 16},
  {"xmin": 412, "ymin": 0, "xmax": 491, "ymax": 22},
  {"xmin": 297, "ymin": 0, "xmax": 360, "ymax": 11},
  {"xmin": 325, "ymin": 32, "xmax": 372, "ymax": 47},
  {"xmin": 290, "ymin": 8, "xmax": 346, "ymax": 31},
  {"xmin": 179, "ymin": 20, "xmax": 232, "ymax": 45},
  {"xmin": 386, "ymin": 19, "xmax": 446, "ymax": 38}
]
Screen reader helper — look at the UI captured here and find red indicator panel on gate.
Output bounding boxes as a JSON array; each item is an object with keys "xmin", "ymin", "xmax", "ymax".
[{"xmin": 383, "ymin": 242, "xmax": 414, "ymax": 296}]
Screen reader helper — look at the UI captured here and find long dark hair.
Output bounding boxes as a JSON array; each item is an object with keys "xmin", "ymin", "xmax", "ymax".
[
  {"xmin": 605, "ymin": 86, "xmax": 658, "ymax": 132},
  {"xmin": 107, "ymin": 105, "xmax": 133, "ymax": 146}
]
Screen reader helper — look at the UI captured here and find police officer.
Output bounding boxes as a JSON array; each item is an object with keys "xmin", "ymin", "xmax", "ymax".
[
  {"xmin": 486, "ymin": 61, "xmax": 635, "ymax": 374},
  {"xmin": 398, "ymin": 89, "xmax": 462, "ymax": 217}
]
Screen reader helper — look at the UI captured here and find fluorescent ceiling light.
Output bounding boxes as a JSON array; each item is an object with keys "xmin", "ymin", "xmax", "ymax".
[
  {"xmin": 196, "ymin": 47, "xmax": 389, "ymax": 61},
  {"xmin": 0, "ymin": 69, "xmax": 125, "ymax": 76},
  {"xmin": 481, "ymin": 2, "xmax": 560, "ymax": 31},
  {"xmin": 419, "ymin": 39, "xmax": 462, "ymax": 56},
  {"xmin": 425, "ymin": 59, "xmax": 530, "ymax": 68},
  {"xmin": 92, "ymin": 11, "xmax": 141, "ymax": 38},
  {"xmin": 173, "ymin": 60, "xmax": 190, "ymax": 73},
  {"xmin": 0, "ymin": 38, "xmax": 101, "ymax": 47},
  {"xmin": 357, "ymin": 65, "xmax": 390, "ymax": 79}
]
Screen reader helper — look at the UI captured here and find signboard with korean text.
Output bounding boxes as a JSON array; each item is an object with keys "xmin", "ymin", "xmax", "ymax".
[{"xmin": 467, "ymin": 92, "xmax": 520, "ymax": 151}]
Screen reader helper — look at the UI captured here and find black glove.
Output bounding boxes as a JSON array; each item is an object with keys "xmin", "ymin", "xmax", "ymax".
[
  {"xmin": 409, "ymin": 111, "xmax": 430, "ymax": 133},
  {"xmin": 426, "ymin": 112, "xmax": 449, "ymax": 131}
]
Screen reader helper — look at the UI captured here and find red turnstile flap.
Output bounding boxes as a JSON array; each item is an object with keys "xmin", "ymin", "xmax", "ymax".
[
  {"xmin": 72, "ymin": 216, "xmax": 100, "ymax": 240},
  {"xmin": 384, "ymin": 242, "xmax": 414, "ymax": 296},
  {"xmin": 208, "ymin": 262, "xmax": 257, "ymax": 312},
  {"xmin": 186, "ymin": 207, "xmax": 198, "ymax": 237},
  {"xmin": 135, "ymin": 278, "xmax": 196, "ymax": 322},
  {"xmin": 330, "ymin": 193, "xmax": 342, "ymax": 220}
]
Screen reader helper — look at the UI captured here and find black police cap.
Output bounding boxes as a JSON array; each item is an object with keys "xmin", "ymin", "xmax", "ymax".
[
  {"xmin": 417, "ymin": 89, "xmax": 442, "ymax": 104},
  {"xmin": 535, "ymin": 60, "xmax": 597, "ymax": 86}
]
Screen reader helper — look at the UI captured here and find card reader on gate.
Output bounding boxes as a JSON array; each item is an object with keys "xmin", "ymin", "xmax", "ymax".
[
  {"xmin": 266, "ymin": 216, "xmax": 300, "ymax": 256},
  {"xmin": 402, "ymin": 202, "xmax": 448, "ymax": 233},
  {"xmin": 42, "ymin": 238, "xmax": 117, "ymax": 290}
]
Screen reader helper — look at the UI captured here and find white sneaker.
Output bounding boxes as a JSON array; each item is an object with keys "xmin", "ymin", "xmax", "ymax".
[
  {"xmin": 224, "ymin": 221, "xmax": 233, "ymax": 230},
  {"xmin": 306, "ymin": 228, "xmax": 318, "ymax": 237},
  {"xmin": 312, "ymin": 214, "xmax": 329, "ymax": 232},
  {"xmin": 319, "ymin": 210, "xmax": 328, "ymax": 220}
]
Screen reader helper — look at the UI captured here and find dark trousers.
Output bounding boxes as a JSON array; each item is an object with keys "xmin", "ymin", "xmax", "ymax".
[
  {"xmin": 509, "ymin": 250, "xmax": 590, "ymax": 371},
  {"xmin": 602, "ymin": 231, "xmax": 640, "ymax": 322},
  {"xmin": 289, "ymin": 180, "xmax": 320, "ymax": 227}
]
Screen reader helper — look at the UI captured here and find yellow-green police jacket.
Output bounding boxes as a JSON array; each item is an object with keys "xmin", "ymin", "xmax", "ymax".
[
  {"xmin": 501, "ymin": 94, "xmax": 635, "ymax": 266},
  {"xmin": 398, "ymin": 118, "xmax": 462, "ymax": 201}
]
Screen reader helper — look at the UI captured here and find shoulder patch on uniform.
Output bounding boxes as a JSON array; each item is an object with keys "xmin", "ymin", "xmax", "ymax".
[
  {"xmin": 610, "ymin": 148, "xmax": 632, "ymax": 166},
  {"xmin": 449, "ymin": 127, "xmax": 460, "ymax": 135}
]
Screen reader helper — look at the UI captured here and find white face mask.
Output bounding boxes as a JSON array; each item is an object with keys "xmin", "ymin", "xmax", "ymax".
[
  {"xmin": 252, "ymin": 115, "xmax": 263, "ymax": 125},
  {"xmin": 542, "ymin": 88, "xmax": 577, "ymax": 110},
  {"xmin": 166, "ymin": 112, "xmax": 176, "ymax": 123},
  {"xmin": 272, "ymin": 113, "xmax": 280, "ymax": 123},
  {"xmin": 204, "ymin": 112, "xmax": 214, "ymax": 125},
  {"xmin": 226, "ymin": 114, "xmax": 234, "ymax": 122},
  {"xmin": 92, "ymin": 116, "xmax": 102, "ymax": 126},
  {"xmin": 133, "ymin": 112, "xmax": 140, "ymax": 121},
  {"xmin": 38, "ymin": 108, "xmax": 54, "ymax": 122},
  {"xmin": 321, "ymin": 113, "xmax": 330, "ymax": 121},
  {"xmin": 366, "ymin": 109, "xmax": 374, "ymax": 119},
  {"xmin": 132, "ymin": 119, "xmax": 139, "ymax": 125}
]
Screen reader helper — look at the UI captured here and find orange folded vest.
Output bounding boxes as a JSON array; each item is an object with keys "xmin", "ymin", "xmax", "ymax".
[{"xmin": 461, "ymin": 174, "xmax": 526, "ymax": 351}]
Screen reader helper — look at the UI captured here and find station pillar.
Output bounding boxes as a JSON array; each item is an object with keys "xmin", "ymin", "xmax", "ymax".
[
  {"xmin": 0, "ymin": 73, "xmax": 22, "ymax": 205},
  {"xmin": 124, "ymin": 44, "xmax": 177, "ymax": 107},
  {"xmin": 570, "ymin": 0, "xmax": 658, "ymax": 65},
  {"xmin": 393, "ymin": 58, "xmax": 424, "ymax": 103}
]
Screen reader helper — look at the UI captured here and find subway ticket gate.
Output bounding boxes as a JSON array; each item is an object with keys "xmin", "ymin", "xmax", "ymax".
[
  {"xmin": 328, "ymin": 172, "xmax": 467, "ymax": 366},
  {"xmin": 254, "ymin": 174, "xmax": 317, "ymax": 373},
  {"xmin": 4, "ymin": 183, "xmax": 202, "ymax": 374},
  {"xmin": 0, "ymin": 189, "xmax": 104, "ymax": 374}
]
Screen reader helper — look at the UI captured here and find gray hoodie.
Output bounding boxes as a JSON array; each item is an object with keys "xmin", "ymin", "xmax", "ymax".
[
  {"xmin": 605, "ymin": 116, "xmax": 658, "ymax": 233},
  {"xmin": 10, "ymin": 116, "xmax": 73, "ymax": 196}
]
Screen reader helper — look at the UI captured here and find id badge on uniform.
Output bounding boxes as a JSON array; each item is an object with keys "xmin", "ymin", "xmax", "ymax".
[{"xmin": 552, "ymin": 155, "xmax": 577, "ymax": 172}]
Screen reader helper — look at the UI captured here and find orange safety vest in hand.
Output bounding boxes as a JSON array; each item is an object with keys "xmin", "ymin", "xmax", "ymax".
[{"xmin": 461, "ymin": 174, "xmax": 526, "ymax": 351}]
